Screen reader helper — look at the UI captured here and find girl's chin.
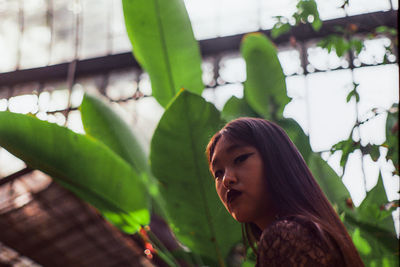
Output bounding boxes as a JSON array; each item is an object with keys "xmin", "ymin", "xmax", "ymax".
[{"xmin": 230, "ymin": 211, "xmax": 250, "ymax": 223}]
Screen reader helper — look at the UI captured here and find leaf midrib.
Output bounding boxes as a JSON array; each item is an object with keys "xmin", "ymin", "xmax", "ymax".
[
  {"xmin": 154, "ymin": 0, "xmax": 176, "ymax": 100},
  {"xmin": 5, "ymin": 133, "xmax": 140, "ymax": 218},
  {"xmin": 183, "ymin": 95, "xmax": 224, "ymax": 266}
]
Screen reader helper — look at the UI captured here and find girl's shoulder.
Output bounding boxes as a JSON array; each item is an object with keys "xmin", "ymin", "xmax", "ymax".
[{"xmin": 256, "ymin": 215, "xmax": 344, "ymax": 267}]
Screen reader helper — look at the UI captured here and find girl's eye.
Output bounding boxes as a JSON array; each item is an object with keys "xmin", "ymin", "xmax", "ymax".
[
  {"xmin": 234, "ymin": 153, "xmax": 253, "ymax": 164},
  {"xmin": 214, "ymin": 170, "xmax": 223, "ymax": 180}
]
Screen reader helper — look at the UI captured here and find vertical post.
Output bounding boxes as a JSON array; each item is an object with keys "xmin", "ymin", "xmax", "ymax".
[
  {"xmin": 299, "ymin": 41, "xmax": 312, "ymax": 136},
  {"xmin": 16, "ymin": 0, "xmax": 24, "ymax": 70},
  {"xmin": 65, "ymin": 0, "xmax": 81, "ymax": 123},
  {"xmin": 46, "ymin": 0, "xmax": 54, "ymax": 66}
]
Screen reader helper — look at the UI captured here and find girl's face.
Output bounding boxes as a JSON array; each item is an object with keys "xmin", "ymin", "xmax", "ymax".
[{"xmin": 210, "ymin": 135, "xmax": 275, "ymax": 230}]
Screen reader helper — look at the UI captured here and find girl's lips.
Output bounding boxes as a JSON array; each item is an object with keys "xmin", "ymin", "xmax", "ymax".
[{"xmin": 227, "ymin": 189, "xmax": 242, "ymax": 204}]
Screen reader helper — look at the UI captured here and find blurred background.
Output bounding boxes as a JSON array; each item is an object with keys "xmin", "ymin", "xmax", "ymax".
[{"xmin": 0, "ymin": 0, "xmax": 398, "ymax": 266}]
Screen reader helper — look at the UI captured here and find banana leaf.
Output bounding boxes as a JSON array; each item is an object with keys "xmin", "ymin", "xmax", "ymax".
[
  {"xmin": 80, "ymin": 93, "xmax": 165, "ymax": 215},
  {"xmin": 357, "ymin": 173, "xmax": 396, "ymax": 235},
  {"xmin": 80, "ymin": 93, "xmax": 149, "ymax": 174},
  {"xmin": 0, "ymin": 111, "xmax": 150, "ymax": 233},
  {"xmin": 307, "ymin": 153, "xmax": 351, "ymax": 211},
  {"xmin": 221, "ymin": 96, "xmax": 259, "ymax": 122},
  {"xmin": 150, "ymin": 90, "xmax": 241, "ymax": 265},
  {"xmin": 122, "ymin": 0, "xmax": 203, "ymax": 107},
  {"xmin": 241, "ymin": 33, "xmax": 289, "ymax": 120}
]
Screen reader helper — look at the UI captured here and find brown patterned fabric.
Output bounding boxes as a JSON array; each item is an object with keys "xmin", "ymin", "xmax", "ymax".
[{"xmin": 256, "ymin": 217, "xmax": 345, "ymax": 267}]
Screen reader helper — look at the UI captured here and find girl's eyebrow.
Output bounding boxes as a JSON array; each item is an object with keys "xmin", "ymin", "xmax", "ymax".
[{"xmin": 211, "ymin": 144, "xmax": 246, "ymax": 169}]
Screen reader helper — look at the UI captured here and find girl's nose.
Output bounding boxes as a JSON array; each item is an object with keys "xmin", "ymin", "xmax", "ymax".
[{"xmin": 222, "ymin": 170, "xmax": 237, "ymax": 189}]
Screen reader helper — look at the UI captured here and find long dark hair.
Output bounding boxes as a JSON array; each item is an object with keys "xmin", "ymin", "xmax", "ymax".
[{"xmin": 206, "ymin": 117, "xmax": 363, "ymax": 266}]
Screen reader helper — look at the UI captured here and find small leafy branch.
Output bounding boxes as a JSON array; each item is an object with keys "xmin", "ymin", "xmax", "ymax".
[
  {"xmin": 271, "ymin": 0, "xmax": 322, "ymax": 39},
  {"xmin": 272, "ymin": 0, "xmax": 398, "ymax": 178}
]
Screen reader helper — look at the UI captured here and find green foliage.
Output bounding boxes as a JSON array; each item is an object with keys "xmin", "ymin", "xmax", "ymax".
[
  {"xmin": 360, "ymin": 144, "xmax": 381, "ymax": 162},
  {"xmin": 271, "ymin": 17, "xmax": 291, "ymax": 39},
  {"xmin": 318, "ymin": 35, "xmax": 348, "ymax": 57},
  {"xmin": 357, "ymin": 174, "xmax": 396, "ymax": 234},
  {"xmin": 294, "ymin": 0, "xmax": 322, "ymax": 31},
  {"xmin": 122, "ymin": 0, "xmax": 203, "ymax": 107},
  {"xmin": 349, "ymin": 38, "xmax": 363, "ymax": 55},
  {"xmin": 271, "ymin": 0, "xmax": 321, "ymax": 39},
  {"xmin": 331, "ymin": 137, "xmax": 360, "ymax": 168},
  {"xmin": 317, "ymin": 35, "xmax": 364, "ymax": 57},
  {"xmin": 307, "ymin": 153, "xmax": 352, "ymax": 212},
  {"xmin": 0, "ymin": 111, "xmax": 150, "ymax": 233},
  {"xmin": 373, "ymin": 26, "xmax": 398, "ymax": 37},
  {"xmin": 150, "ymin": 90, "xmax": 241, "ymax": 265},
  {"xmin": 277, "ymin": 118, "xmax": 312, "ymax": 161},
  {"xmin": 384, "ymin": 104, "xmax": 399, "ymax": 175},
  {"xmin": 347, "ymin": 174, "xmax": 399, "ymax": 266},
  {"xmin": 80, "ymin": 94, "xmax": 164, "ymax": 214},
  {"xmin": 346, "ymin": 82, "xmax": 360, "ymax": 103},
  {"xmin": 80, "ymin": 94, "xmax": 149, "ymax": 174},
  {"xmin": 221, "ymin": 96, "xmax": 259, "ymax": 122},
  {"xmin": 241, "ymin": 33, "xmax": 289, "ymax": 120},
  {"xmin": 349, "ymin": 223, "xmax": 398, "ymax": 267},
  {"xmin": 352, "ymin": 228, "xmax": 372, "ymax": 256}
]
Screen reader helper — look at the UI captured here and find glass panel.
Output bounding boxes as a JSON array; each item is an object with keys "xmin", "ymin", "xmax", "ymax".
[
  {"xmin": 315, "ymin": 0, "xmax": 346, "ymax": 20},
  {"xmin": 307, "ymin": 43, "xmax": 345, "ymax": 71},
  {"xmin": 346, "ymin": 0, "xmax": 391, "ymax": 15},
  {"xmin": 283, "ymin": 75, "xmax": 309, "ymax": 133},
  {"xmin": 19, "ymin": 0, "xmax": 50, "ymax": 69},
  {"xmin": 50, "ymin": 0, "xmax": 75, "ymax": 64},
  {"xmin": 306, "ymin": 69, "xmax": 355, "ymax": 151},
  {"xmin": 218, "ymin": 54, "xmax": 246, "ymax": 83},
  {"xmin": 80, "ymin": 0, "xmax": 108, "ymax": 59},
  {"xmin": 353, "ymin": 64, "xmax": 399, "ymax": 117},
  {"xmin": 111, "ymin": 0, "xmax": 131, "ymax": 53},
  {"xmin": 106, "ymin": 69, "xmax": 139, "ymax": 100},
  {"xmin": 278, "ymin": 47, "xmax": 302, "ymax": 76},
  {"xmin": 218, "ymin": 0, "xmax": 259, "ymax": 36},
  {"xmin": 185, "ymin": 0, "xmax": 219, "ymax": 39},
  {"xmin": 357, "ymin": 37, "xmax": 392, "ymax": 65},
  {"xmin": 0, "ymin": 0, "xmax": 19, "ymax": 72},
  {"xmin": 392, "ymin": 0, "xmax": 398, "ymax": 9},
  {"xmin": 259, "ymin": 0, "xmax": 297, "ymax": 30}
]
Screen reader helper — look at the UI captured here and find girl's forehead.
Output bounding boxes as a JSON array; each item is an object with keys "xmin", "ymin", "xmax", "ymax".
[
  {"xmin": 211, "ymin": 136, "xmax": 253, "ymax": 166},
  {"xmin": 214, "ymin": 135, "xmax": 243, "ymax": 153}
]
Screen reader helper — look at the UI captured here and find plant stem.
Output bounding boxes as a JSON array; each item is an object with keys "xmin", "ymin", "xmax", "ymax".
[{"xmin": 146, "ymin": 228, "xmax": 182, "ymax": 267}]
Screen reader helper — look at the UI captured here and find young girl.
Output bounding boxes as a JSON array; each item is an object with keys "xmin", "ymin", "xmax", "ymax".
[{"xmin": 206, "ymin": 118, "xmax": 363, "ymax": 266}]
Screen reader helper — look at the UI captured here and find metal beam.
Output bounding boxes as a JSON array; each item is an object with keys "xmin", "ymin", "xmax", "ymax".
[
  {"xmin": 0, "ymin": 10, "xmax": 397, "ymax": 87},
  {"xmin": 0, "ymin": 167, "xmax": 33, "ymax": 186}
]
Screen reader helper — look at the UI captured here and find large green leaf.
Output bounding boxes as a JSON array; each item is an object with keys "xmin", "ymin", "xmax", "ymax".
[
  {"xmin": 307, "ymin": 153, "xmax": 351, "ymax": 212},
  {"xmin": 277, "ymin": 118, "xmax": 312, "ymax": 162},
  {"xmin": 221, "ymin": 96, "xmax": 259, "ymax": 122},
  {"xmin": 150, "ymin": 90, "xmax": 241, "ymax": 265},
  {"xmin": 357, "ymin": 174, "xmax": 396, "ymax": 235},
  {"xmin": 80, "ymin": 93, "xmax": 165, "ymax": 215},
  {"xmin": 80, "ymin": 93, "xmax": 149, "ymax": 174},
  {"xmin": 385, "ymin": 104, "xmax": 398, "ymax": 174},
  {"xmin": 122, "ymin": 0, "xmax": 203, "ymax": 107},
  {"xmin": 241, "ymin": 33, "xmax": 289, "ymax": 120},
  {"xmin": 346, "ymin": 216, "xmax": 398, "ymax": 267},
  {"xmin": 0, "ymin": 111, "xmax": 150, "ymax": 233}
]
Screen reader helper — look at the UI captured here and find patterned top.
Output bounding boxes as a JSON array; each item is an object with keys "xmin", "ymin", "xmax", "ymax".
[{"xmin": 256, "ymin": 217, "xmax": 345, "ymax": 267}]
